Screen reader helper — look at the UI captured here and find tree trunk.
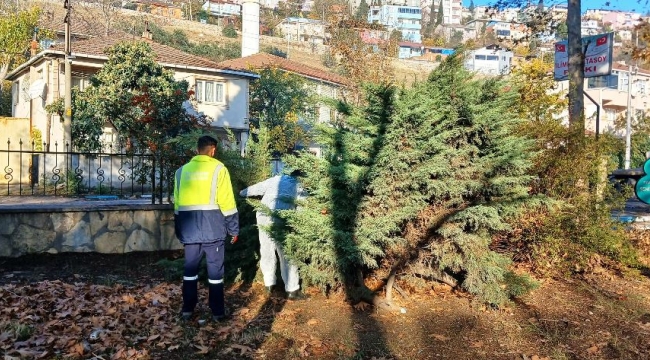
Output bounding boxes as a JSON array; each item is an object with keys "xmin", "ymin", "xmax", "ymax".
[
  {"xmin": 0, "ymin": 63, "xmax": 9, "ymax": 92},
  {"xmin": 567, "ymin": 0, "xmax": 584, "ymax": 129}
]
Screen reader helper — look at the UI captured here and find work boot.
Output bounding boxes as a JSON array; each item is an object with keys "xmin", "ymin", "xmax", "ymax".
[
  {"xmin": 287, "ymin": 290, "xmax": 305, "ymax": 300},
  {"xmin": 212, "ymin": 308, "xmax": 231, "ymax": 323},
  {"xmin": 180, "ymin": 311, "xmax": 193, "ymax": 321}
]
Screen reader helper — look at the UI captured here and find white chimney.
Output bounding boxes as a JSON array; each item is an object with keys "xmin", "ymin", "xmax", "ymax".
[{"xmin": 241, "ymin": 0, "xmax": 260, "ymax": 57}]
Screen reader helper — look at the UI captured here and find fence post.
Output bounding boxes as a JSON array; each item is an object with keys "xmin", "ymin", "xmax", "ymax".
[
  {"xmin": 4, "ymin": 138, "xmax": 11, "ymax": 196},
  {"xmin": 18, "ymin": 139, "xmax": 23, "ymax": 195},
  {"xmin": 151, "ymin": 155, "xmax": 156, "ymax": 205}
]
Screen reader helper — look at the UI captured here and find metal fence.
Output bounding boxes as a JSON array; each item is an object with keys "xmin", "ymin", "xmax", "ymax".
[{"xmin": 1, "ymin": 138, "xmax": 173, "ymax": 204}]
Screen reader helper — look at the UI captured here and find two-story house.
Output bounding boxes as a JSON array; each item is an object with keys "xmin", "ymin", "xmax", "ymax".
[
  {"xmin": 218, "ymin": 52, "xmax": 349, "ymax": 156},
  {"xmin": 5, "ymin": 32, "xmax": 259, "ymax": 154},
  {"xmin": 583, "ymin": 62, "xmax": 650, "ymax": 136}
]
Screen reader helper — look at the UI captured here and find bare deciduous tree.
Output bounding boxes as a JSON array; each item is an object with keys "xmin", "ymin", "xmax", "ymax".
[{"xmin": 73, "ymin": 0, "xmax": 124, "ymax": 37}]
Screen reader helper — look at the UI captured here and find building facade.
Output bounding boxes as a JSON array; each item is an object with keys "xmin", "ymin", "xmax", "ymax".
[
  {"xmin": 6, "ymin": 34, "xmax": 258, "ymax": 154},
  {"xmin": 583, "ymin": 63, "xmax": 650, "ymax": 136},
  {"xmin": 218, "ymin": 52, "xmax": 349, "ymax": 156},
  {"xmin": 368, "ymin": 4, "xmax": 422, "ymax": 43},
  {"xmin": 464, "ymin": 45, "xmax": 513, "ymax": 75},
  {"xmin": 440, "ymin": 0, "xmax": 462, "ymax": 24},
  {"xmin": 202, "ymin": 1, "xmax": 242, "ymax": 18},
  {"xmin": 276, "ymin": 17, "xmax": 327, "ymax": 45}
]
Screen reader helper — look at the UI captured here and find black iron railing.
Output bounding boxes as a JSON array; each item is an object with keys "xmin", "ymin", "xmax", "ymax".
[{"xmin": 1, "ymin": 138, "xmax": 171, "ymax": 204}]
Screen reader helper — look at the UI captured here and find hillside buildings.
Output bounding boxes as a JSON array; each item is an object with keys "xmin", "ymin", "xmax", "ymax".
[
  {"xmin": 368, "ymin": 4, "xmax": 423, "ymax": 43},
  {"xmin": 464, "ymin": 44, "xmax": 513, "ymax": 75}
]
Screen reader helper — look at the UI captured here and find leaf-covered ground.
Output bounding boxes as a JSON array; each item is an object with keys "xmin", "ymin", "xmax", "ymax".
[{"xmin": 1, "ymin": 251, "xmax": 650, "ymax": 359}]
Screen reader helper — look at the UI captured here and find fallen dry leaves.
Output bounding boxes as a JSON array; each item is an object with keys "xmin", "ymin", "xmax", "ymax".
[{"xmin": 0, "ymin": 280, "xmax": 239, "ymax": 359}]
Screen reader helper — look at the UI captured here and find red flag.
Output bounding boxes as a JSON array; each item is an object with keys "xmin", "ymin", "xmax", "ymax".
[
  {"xmin": 596, "ymin": 36, "xmax": 608, "ymax": 46},
  {"xmin": 555, "ymin": 43, "xmax": 566, "ymax": 52}
]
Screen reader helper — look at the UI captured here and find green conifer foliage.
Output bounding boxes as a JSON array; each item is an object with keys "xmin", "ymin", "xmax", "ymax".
[{"xmin": 277, "ymin": 54, "xmax": 537, "ymax": 305}]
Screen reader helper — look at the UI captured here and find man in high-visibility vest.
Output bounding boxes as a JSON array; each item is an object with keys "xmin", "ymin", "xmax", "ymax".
[{"xmin": 174, "ymin": 135, "xmax": 239, "ymax": 322}]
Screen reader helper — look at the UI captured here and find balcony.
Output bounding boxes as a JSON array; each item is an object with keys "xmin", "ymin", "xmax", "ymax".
[
  {"xmin": 396, "ymin": 13, "xmax": 422, "ymax": 20},
  {"xmin": 398, "ymin": 23, "xmax": 422, "ymax": 30}
]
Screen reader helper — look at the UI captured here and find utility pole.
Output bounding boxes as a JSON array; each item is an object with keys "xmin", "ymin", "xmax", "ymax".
[
  {"xmin": 286, "ymin": 22, "xmax": 290, "ymax": 58},
  {"xmin": 567, "ymin": 0, "xmax": 584, "ymax": 130},
  {"xmin": 63, "ymin": 0, "xmax": 72, "ymax": 145},
  {"xmin": 625, "ymin": 65, "xmax": 636, "ymax": 169}
]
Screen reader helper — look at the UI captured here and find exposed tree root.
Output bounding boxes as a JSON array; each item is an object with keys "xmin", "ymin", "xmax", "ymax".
[{"xmin": 349, "ymin": 270, "xmax": 401, "ymax": 313}]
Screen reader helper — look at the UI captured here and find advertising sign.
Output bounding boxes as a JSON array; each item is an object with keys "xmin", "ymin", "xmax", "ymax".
[{"xmin": 554, "ymin": 32, "xmax": 614, "ymax": 81}]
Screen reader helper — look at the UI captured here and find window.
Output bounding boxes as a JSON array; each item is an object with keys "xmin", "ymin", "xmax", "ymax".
[
  {"xmin": 71, "ymin": 76, "xmax": 88, "ymax": 91},
  {"xmin": 475, "ymin": 54, "xmax": 486, "ymax": 60},
  {"xmin": 195, "ymin": 80, "xmax": 225, "ymax": 103},
  {"xmin": 587, "ymin": 74, "xmax": 618, "ymax": 89},
  {"xmin": 486, "ymin": 55, "xmax": 499, "ymax": 61}
]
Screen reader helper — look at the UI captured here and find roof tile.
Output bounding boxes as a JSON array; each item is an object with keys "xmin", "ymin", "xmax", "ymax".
[
  {"xmin": 218, "ymin": 52, "xmax": 350, "ymax": 86},
  {"xmin": 50, "ymin": 36, "xmax": 251, "ymax": 74}
]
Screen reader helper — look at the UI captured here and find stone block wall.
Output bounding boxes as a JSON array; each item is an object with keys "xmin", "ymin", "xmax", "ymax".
[{"xmin": 0, "ymin": 205, "xmax": 182, "ymax": 257}]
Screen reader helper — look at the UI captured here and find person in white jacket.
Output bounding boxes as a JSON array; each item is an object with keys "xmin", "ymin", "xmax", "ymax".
[{"xmin": 239, "ymin": 172, "xmax": 305, "ymax": 299}]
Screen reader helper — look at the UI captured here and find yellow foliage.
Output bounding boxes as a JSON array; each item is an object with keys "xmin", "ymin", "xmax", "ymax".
[
  {"xmin": 327, "ymin": 13, "xmax": 396, "ymax": 100},
  {"xmin": 633, "ymin": 20, "xmax": 650, "ymax": 65},
  {"xmin": 422, "ymin": 37, "xmax": 445, "ymax": 47},
  {"xmin": 513, "ymin": 45, "xmax": 530, "ymax": 57},
  {"xmin": 511, "ymin": 58, "xmax": 566, "ymax": 123}
]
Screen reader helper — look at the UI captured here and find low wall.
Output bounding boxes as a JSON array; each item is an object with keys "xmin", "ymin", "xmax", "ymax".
[{"xmin": 0, "ymin": 201, "xmax": 182, "ymax": 257}]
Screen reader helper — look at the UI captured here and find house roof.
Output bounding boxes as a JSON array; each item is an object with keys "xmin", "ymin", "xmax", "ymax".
[
  {"xmin": 133, "ymin": 0, "xmax": 182, "ymax": 8},
  {"xmin": 399, "ymin": 41, "xmax": 422, "ymax": 48},
  {"xmin": 218, "ymin": 52, "xmax": 350, "ymax": 87},
  {"xmin": 6, "ymin": 35, "xmax": 258, "ymax": 80},
  {"xmin": 612, "ymin": 63, "xmax": 650, "ymax": 77}
]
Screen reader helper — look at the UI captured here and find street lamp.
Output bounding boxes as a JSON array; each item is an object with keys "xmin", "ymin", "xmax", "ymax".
[{"xmin": 624, "ymin": 64, "xmax": 639, "ymax": 169}]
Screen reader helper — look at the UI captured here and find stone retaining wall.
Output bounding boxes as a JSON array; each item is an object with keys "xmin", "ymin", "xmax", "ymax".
[{"xmin": 0, "ymin": 204, "xmax": 182, "ymax": 257}]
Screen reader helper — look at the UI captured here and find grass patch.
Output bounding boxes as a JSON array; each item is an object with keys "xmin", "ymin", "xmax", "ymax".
[{"xmin": 1, "ymin": 322, "xmax": 35, "ymax": 341}]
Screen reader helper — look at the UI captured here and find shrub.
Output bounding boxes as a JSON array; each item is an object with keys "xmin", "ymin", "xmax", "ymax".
[
  {"xmin": 222, "ymin": 24, "xmax": 237, "ymax": 38},
  {"xmin": 262, "ymin": 46, "xmax": 287, "ymax": 58}
]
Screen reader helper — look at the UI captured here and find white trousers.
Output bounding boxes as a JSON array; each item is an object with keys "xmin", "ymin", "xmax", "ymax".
[{"xmin": 256, "ymin": 213, "xmax": 300, "ymax": 292}]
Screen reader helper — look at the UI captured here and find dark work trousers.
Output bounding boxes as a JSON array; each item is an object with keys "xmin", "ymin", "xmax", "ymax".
[{"xmin": 182, "ymin": 241, "xmax": 225, "ymax": 316}]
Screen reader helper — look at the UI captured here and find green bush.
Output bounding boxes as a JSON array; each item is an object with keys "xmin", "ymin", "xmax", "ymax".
[
  {"xmin": 503, "ymin": 108, "xmax": 639, "ymax": 273},
  {"xmin": 262, "ymin": 46, "xmax": 287, "ymax": 58},
  {"xmin": 0, "ymin": 81, "xmax": 11, "ymax": 117},
  {"xmin": 222, "ymin": 24, "xmax": 237, "ymax": 38}
]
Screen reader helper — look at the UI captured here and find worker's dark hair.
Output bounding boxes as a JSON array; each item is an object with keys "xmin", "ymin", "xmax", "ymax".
[{"xmin": 197, "ymin": 135, "xmax": 218, "ymax": 153}]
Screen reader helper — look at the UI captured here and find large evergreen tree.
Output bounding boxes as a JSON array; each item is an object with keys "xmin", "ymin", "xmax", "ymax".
[
  {"xmin": 275, "ymin": 54, "xmax": 538, "ymax": 306},
  {"xmin": 355, "ymin": 0, "xmax": 370, "ymax": 20},
  {"xmin": 436, "ymin": 0, "xmax": 444, "ymax": 26}
]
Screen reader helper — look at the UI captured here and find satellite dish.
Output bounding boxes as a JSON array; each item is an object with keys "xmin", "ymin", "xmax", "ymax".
[{"xmin": 28, "ymin": 79, "xmax": 46, "ymax": 100}]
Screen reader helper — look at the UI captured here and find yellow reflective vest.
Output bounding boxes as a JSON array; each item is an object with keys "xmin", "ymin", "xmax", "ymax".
[{"xmin": 174, "ymin": 155, "xmax": 239, "ymax": 244}]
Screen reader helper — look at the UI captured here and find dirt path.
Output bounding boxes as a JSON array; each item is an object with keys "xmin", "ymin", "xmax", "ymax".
[{"xmin": 1, "ymin": 252, "xmax": 649, "ymax": 359}]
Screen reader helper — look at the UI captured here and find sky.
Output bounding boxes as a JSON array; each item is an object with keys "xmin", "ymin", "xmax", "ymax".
[{"xmin": 462, "ymin": 0, "xmax": 650, "ymax": 13}]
